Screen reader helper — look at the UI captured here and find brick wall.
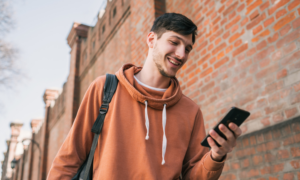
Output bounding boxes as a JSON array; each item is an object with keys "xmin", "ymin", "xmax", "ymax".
[
  {"xmin": 5, "ymin": 0, "xmax": 300, "ymax": 179},
  {"xmin": 221, "ymin": 116, "xmax": 300, "ymax": 180}
]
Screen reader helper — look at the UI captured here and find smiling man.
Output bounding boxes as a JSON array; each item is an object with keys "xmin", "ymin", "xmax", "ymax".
[{"xmin": 47, "ymin": 13, "xmax": 242, "ymax": 180}]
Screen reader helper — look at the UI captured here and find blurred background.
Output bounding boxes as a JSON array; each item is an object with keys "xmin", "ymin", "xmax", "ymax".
[
  {"xmin": 1, "ymin": 0, "xmax": 300, "ymax": 179},
  {"xmin": 0, "ymin": 0, "xmax": 105, "ymax": 178}
]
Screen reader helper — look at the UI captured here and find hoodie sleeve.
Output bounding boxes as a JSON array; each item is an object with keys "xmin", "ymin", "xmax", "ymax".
[
  {"xmin": 182, "ymin": 109, "xmax": 225, "ymax": 180},
  {"xmin": 47, "ymin": 77, "xmax": 104, "ymax": 180}
]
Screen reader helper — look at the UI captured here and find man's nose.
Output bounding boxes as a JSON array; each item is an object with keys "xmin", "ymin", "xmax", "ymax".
[{"xmin": 175, "ymin": 46, "xmax": 185, "ymax": 60}]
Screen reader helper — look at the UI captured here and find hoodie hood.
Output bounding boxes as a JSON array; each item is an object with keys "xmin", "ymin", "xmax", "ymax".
[{"xmin": 116, "ymin": 63, "xmax": 183, "ymax": 110}]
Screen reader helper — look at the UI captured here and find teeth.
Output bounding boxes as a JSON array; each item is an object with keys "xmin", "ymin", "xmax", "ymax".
[{"xmin": 168, "ymin": 58, "xmax": 180, "ymax": 65}]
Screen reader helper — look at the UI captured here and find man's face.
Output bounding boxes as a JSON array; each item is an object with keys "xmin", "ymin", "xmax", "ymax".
[{"xmin": 151, "ymin": 31, "xmax": 193, "ymax": 78}]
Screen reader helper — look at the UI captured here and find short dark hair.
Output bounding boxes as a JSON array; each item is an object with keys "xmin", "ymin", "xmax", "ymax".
[{"xmin": 150, "ymin": 13, "xmax": 197, "ymax": 44}]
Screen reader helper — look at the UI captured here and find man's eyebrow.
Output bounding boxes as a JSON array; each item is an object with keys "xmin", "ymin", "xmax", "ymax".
[{"xmin": 170, "ymin": 35, "xmax": 193, "ymax": 50}]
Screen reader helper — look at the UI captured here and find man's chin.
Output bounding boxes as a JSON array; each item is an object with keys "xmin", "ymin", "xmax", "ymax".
[{"xmin": 159, "ymin": 69, "xmax": 176, "ymax": 78}]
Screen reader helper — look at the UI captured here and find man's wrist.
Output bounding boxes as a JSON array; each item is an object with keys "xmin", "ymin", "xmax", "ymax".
[{"xmin": 211, "ymin": 153, "xmax": 226, "ymax": 162}]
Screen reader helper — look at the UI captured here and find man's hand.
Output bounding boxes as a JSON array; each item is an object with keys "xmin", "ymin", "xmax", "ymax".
[{"xmin": 207, "ymin": 122, "xmax": 242, "ymax": 161}]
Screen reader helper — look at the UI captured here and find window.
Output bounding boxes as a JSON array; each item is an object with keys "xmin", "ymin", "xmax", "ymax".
[
  {"xmin": 102, "ymin": 24, "xmax": 105, "ymax": 34},
  {"xmin": 113, "ymin": 7, "xmax": 117, "ymax": 18}
]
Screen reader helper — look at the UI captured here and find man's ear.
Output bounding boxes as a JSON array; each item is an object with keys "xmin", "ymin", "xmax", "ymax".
[{"xmin": 147, "ymin": 32, "xmax": 155, "ymax": 48}]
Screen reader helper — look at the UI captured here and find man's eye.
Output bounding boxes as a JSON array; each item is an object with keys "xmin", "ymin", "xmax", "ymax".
[
  {"xmin": 186, "ymin": 49, "xmax": 190, "ymax": 53},
  {"xmin": 170, "ymin": 41, "xmax": 178, "ymax": 45}
]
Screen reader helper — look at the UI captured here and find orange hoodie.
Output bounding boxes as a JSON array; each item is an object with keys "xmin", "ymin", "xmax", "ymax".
[{"xmin": 47, "ymin": 64, "xmax": 225, "ymax": 180}]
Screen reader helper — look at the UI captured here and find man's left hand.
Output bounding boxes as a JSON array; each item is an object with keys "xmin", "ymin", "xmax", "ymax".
[{"xmin": 207, "ymin": 122, "xmax": 242, "ymax": 162}]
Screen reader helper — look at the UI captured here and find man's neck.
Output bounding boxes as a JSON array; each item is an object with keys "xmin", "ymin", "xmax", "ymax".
[{"xmin": 135, "ymin": 59, "xmax": 171, "ymax": 89}]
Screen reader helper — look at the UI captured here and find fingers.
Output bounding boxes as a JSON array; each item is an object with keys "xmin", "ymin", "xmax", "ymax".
[
  {"xmin": 228, "ymin": 123, "xmax": 242, "ymax": 137},
  {"xmin": 209, "ymin": 130, "xmax": 230, "ymax": 153},
  {"xmin": 219, "ymin": 124, "xmax": 236, "ymax": 149}
]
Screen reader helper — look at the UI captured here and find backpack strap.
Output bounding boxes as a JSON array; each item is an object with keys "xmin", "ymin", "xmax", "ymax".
[{"xmin": 82, "ymin": 74, "xmax": 118, "ymax": 180}]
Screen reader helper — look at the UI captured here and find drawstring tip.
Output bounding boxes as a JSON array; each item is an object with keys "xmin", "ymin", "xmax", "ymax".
[
  {"xmin": 145, "ymin": 135, "xmax": 149, "ymax": 140},
  {"xmin": 161, "ymin": 160, "xmax": 165, "ymax": 165}
]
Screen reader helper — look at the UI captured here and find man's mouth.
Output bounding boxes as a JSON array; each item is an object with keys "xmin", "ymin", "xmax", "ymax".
[{"xmin": 167, "ymin": 56, "xmax": 182, "ymax": 66}]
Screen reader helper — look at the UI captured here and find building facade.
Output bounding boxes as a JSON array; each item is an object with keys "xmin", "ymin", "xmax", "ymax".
[{"xmin": 2, "ymin": 0, "xmax": 300, "ymax": 179}]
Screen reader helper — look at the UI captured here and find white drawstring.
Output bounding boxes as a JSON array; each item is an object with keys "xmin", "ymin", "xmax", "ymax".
[
  {"xmin": 162, "ymin": 104, "xmax": 167, "ymax": 165},
  {"xmin": 144, "ymin": 101, "xmax": 167, "ymax": 165},
  {"xmin": 145, "ymin": 101, "xmax": 149, "ymax": 140}
]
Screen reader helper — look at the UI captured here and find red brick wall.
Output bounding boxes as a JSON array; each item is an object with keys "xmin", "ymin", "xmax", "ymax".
[
  {"xmin": 166, "ymin": 0, "xmax": 300, "ymax": 134},
  {"xmin": 165, "ymin": 0, "xmax": 300, "ymax": 179}
]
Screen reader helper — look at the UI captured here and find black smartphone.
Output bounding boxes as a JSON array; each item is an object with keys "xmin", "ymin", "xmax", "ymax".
[{"xmin": 201, "ymin": 107, "xmax": 250, "ymax": 148}]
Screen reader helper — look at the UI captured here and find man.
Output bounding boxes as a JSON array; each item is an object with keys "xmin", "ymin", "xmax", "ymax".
[{"xmin": 47, "ymin": 13, "xmax": 242, "ymax": 180}]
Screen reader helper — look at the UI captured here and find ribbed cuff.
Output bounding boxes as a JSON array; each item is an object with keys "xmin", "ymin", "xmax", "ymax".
[{"xmin": 203, "ymin": 151, "xmax": 226, "ymax": 171}]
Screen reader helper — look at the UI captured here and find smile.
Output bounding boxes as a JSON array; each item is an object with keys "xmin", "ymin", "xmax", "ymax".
[{"xmin": 167, "ymin": 57, "xmax": 181, "ymax": 66}]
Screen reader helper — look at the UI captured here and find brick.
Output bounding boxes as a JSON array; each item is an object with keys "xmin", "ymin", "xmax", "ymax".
[
  {"xmin": 294, "ymin": 82, "xmax": 300, "ymax": 92},
  {"xmin": 292, "ymin": 17, "xmax": 300, "ymax": 29},
  {"xmin": 215, "ymin": 37, "xmax": 222, "ymax": 45},
  {"xmin": 252, "ymin": 155, "xmax": 263, "ymax": 165},
  {"xmin": 225, "ymin": 15, "xmax": 241, "ymax": 30},
  {"xmin": 277, "ymin": 69, "xmax": 287, "ymax": 79},
  {"xmin": 291, "ymin": 147, "xmax": 300, "ymax": 157},
  {"xmin": 234, "ymin": 39, "xmax": 242, "ymax": 47},
  {"xmin": 246, "ymin": 0, "xmax": 263, "ymax": 14},
  {"xmin": 274, "ymin": 11, "xmax": 296, "ymax": 31},
  {"xmin": 241, "ymin": 158, "xmax": 250, "ymax": 168},
  {"xmin": 214, "ymin": 56, "xmax": 229, "ymax": 69},
  {"xmin": 237, "ymin": 4, "xmax": 245, "ymax": 12},
  {"xmin": 282, "ymin": 125, "xmax": 292, "ymax": 137},
  {"xmin": 268, "ymin": 0, "xmax": 289, "ymax": 15},
  {"xmin": 247, "ymin": 13, "xmax": 266, "ymax": 30},
  {"xmin": 252, "ymin": 29, "xmax": 271, "ymax": 42},
  {"xmin": 273, "ymin": 112, "xmax": 284, "ymax": 122},
  {"xmin": 264, "ymin": 16, "xmax": 275, "ymax": 27},
  {"xmin": 212, "ymin": 42, "xmax": 226, "ymax": 55},
  {"xmin": 257, "ymin": 40, "xmax": 267, "ymax": 49},
  {"xmin": 272, "ymin": 163, "xmax": 284, "ymax": 173},
  {"xmin": 285, "ymin": 107, "xmax": 298, "ymax": 119},
  {"xmin": 229, "ymin": 29, "xmax": 244, "ymax": 43},
  {"xmin": 288, "ymin": 0, "xmax": 300, "ymax": 11},
  {"xmin": 231, "ymin": 24, "xmax": 239, "ymax": 33},
  {"xmin": 268, "ymin": 33, "xmax": 279, "ymax": 43},
  {"xmin": 294, "ymin": 133, "xmax": 300, "ymax": 143},
  {"xmin": 272, "ymin": 128, "xmax": 281, "ymax": 139},
  {"xmin": 253, "ymin": 25, "xmax": 263, "ymax": 35},
  {"xmin": 261, "ymin": 117, "xmax": 271, "ymax": 126},
  {"xmin": 260, "ymin": 1, "xmax": 270, "ymax": 11},
  {"xmin": 277, "ymin": 29, "xmax": 300, "ymax": 48},
  {"xmin": 241, "ymin": 17, "xmax": 249, "ymax": 26},
  {"xmin": 201, "ymin": 81, "xmax": 214, "ymax": 92},
  {"xmin": 265, "ymin": 152, "xmax": 275, "ymax": 163},
  {"xmin": 223, "ymin": 31, "xmax": 230, "ymax": 39},
  {"xmin": 255, "ymin": 46, "xmax": 275, "ymax": 61},
  {"xmin": 283, "ymin": 173, "xmax": 294, "ymax": 180},
  {"xmin": 276, "ymin": 9, "xmax": 287, "ymax": 19},
  {"xmin": 218, "ymin": 5, "xmax": 225, "ymax": 13},
  {"xmin": 250, "ymin": 10, "xmax": 260, "ymax": 20},
  {"xmin": 228, "ymin": 11, "xmax": 236, "ymax": 20},
  {"xmin": 259, "ymin": 58, "xmax": 270, "ymax": 68},
  {"xmin": 283, "ymin": 136, "xmax": 295, "ymax": 146},
  {"xmin": 257, "ymin": 133, "xmax": 264, "ymax": 144},
  {"xmin": 223, "ymin": 2, "xmax": 238, "ymax": 16},
  {"xmin": 233, "ymin": 43, "xmax": 248, "ymax": 57},
  {"xmin": 216, "ymin": 51, "xmax": 225, "ymax": 60},
  {"xmin": 198, "ymin": 54, "xmax": 211, "ymax": 65},
  {"xmin": 226, "ymin": 45, "xmax": 233, "ymax": 53},
  {"xmin": 278, "ymin": 149, "xmax": 290, "ymax": 159}
]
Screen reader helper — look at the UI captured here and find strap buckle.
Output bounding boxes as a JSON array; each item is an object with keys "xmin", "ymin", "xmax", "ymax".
[{"xmin": 99, "ymin": 102, "xmax": 109, "ymax": 114}]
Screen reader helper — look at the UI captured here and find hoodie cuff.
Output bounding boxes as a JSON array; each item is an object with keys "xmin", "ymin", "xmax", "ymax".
[{"xmin": 203, "ymin": 151, "xmax": 226, "ymax": 171}]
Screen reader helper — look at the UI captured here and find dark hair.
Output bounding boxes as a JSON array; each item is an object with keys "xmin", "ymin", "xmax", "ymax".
[{"xmin": 150, "ymin": 13, "xmax": 197, "ymax": 44}]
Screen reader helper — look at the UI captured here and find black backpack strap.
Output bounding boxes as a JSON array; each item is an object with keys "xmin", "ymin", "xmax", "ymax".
[{"xmin": 82, "ymin": 74, "xmax": 118, "ymax": 180}]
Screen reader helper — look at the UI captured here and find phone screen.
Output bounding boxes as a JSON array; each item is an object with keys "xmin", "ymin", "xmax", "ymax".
[{"xmin": 201, "ymin": 107, "xmax": 250, "ymax": 148}]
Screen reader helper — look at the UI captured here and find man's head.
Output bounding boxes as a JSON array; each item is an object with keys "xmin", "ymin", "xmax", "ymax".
[{"xmin": 147, "ymin": 13, "xmax": 197, "ymax": 78}]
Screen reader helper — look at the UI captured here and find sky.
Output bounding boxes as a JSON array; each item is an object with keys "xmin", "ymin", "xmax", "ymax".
[{"xmin": 0, "ymin": 0, "xmax": 106, "ymax": 176}]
